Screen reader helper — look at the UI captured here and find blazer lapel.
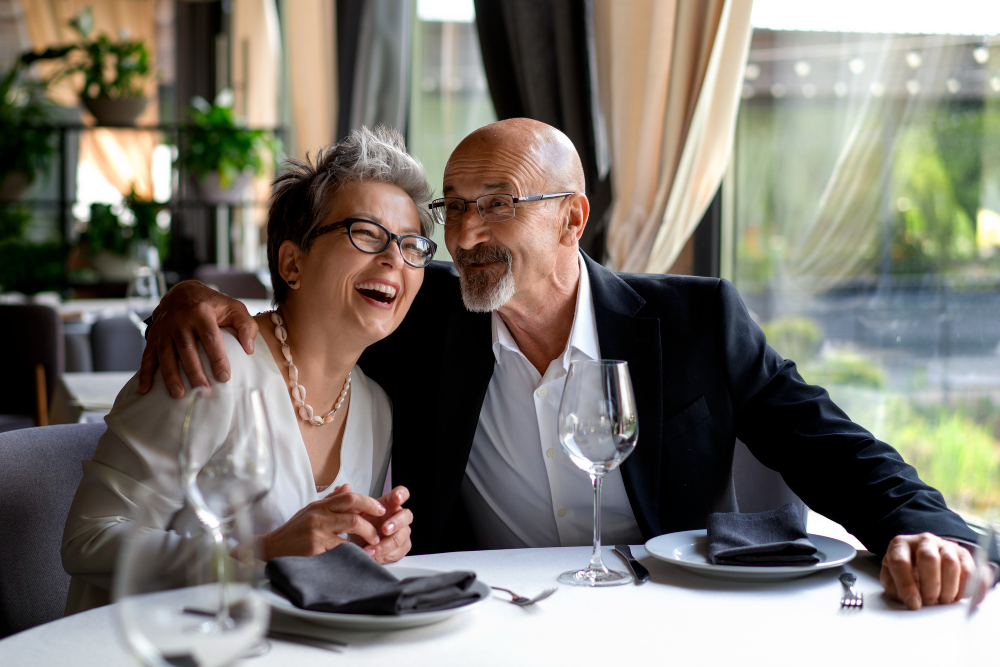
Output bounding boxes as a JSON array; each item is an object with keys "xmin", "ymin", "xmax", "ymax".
[{"xmin": 584, "ymin": 253, "xmax": 663, "ymax": 538}]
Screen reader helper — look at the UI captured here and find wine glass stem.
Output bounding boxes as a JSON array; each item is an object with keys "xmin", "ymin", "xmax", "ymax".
[
  {"xmin": 212, "ymin": 527, "xmax": 230, "ymax": 626},
  {"xmin": 588, "ymin": 473, "xmax": 607, "ymax": 573}
]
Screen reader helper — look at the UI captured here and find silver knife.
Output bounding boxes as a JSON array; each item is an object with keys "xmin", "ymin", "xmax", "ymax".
[{"xmin": 613, "ymin": 545, "xmax": 650, "ymax": 584}]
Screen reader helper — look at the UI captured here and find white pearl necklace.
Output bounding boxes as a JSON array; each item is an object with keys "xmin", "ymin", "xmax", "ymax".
[{"xmin": 271, "ymin": 311, "xmax": 351, "ymax": 426}]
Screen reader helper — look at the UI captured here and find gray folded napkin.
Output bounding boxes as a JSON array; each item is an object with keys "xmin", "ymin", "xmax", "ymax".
[
  {"xmin": 265, "ymin": 543, "xmax": 483, "ymax": 615},
  {"xmin": 706, "ymin": 503, "xmax": 820, "ymax": 566}
]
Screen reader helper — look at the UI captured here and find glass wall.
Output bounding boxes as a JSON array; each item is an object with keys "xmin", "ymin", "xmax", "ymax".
[
  {"xmin": 408, "ymin": 0, "xmax": 496, "ymax": 261},
  {"xmin": 733, "ymin": 2, "xmax": 1000, "ymax": 524}
]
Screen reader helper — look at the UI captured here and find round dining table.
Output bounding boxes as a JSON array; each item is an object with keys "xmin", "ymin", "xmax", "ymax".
[{"xmin": 0, "ymin": 545, "xmax": 993, "ymax": 666}]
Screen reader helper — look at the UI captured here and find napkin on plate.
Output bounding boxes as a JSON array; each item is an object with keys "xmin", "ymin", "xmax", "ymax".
[
  {"xmin": 706, "ymin": 503, "xmax": 820, "ymax": 566},
  {"xmin": 265, "ymin": 542, "xmax": 483, "ymax": 615}
]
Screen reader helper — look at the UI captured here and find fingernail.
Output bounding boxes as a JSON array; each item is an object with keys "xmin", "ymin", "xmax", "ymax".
[
  {"xmin": 906, "ymin": 595, "xmax": 921, "ymax": 610},
  {"xmin": 217, "ymin": 370, "xmax": 230, "ymax": 382},
  {"xmin": 364, "ymin": 547, "xmax": 376, "ymax": 556},
  {"xmin": 248, "ymin": 339, "xmax": 254, "ymax": 353},
  {"xmin": 169, "ymin": 385, "xmax": 182, "ymax": 398},
  {"xmin": 385, "ymin": 523, "xmax": 395, "ymax": 534},
  {"xmin": 396, "ymin": 492, "xmax": 404, "ymax": 502},
  {"xmin": 377, "ymin": 504, "xmax": 386, "ymax": 515}
]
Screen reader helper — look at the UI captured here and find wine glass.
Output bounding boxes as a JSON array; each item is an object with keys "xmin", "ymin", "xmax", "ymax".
[
  {"xmin": 557, "ymin": 359, "xmax": 639, "ymax": 586},
  {"xmin": 179, "ymin": 384, "xmax": 276, "ymax": 632},
  {"xmin": 125, "ymin": 241, "xmax": 166, "ymax": 335},
  {"xmin": 113, "ymin": 485, "xmax": 270, "ymax": 667}
]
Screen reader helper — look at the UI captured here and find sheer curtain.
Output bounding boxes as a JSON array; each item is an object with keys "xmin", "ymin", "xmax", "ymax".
[{"xmin": 594, "ymin": 0, "xmax": 753, "ymax": 273}]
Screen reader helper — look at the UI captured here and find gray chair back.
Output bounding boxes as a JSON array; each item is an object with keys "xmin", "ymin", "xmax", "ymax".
[
  {"xmin": 732, "ymin": 438, "xmax": 807, "ymax": 517},
  {"xmin": 90, "ymin": 316, "xmax": 145, "ymax": 372},
  {"xmin": 0, "ymin": 304, "xmax": 63, "ymax": 428},
  {"xmin": 193, "ymin": 265, "xmax": 269, "ymax": 299},
  {"xmin": 0, "ymin": 423, "xmax": 106, "ymax": 638}
]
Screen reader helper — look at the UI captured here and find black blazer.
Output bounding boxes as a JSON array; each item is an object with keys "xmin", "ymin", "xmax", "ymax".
[{"xmin": 359, "ymin": 253, "xmax": 978, "ymax": 556}]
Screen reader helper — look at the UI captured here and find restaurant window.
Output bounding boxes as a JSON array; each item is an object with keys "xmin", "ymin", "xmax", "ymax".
[
  {"xmin": 732, "ymin": 1, "xmax": 1000, "ymax": 524},
  {"xmin": 407, "ymin": 0, "xmax": 497, "ymax": 262}
]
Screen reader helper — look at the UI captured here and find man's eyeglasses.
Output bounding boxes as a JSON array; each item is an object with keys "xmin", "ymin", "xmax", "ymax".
[
  {"xmin": 428, "ymin": 192, "xmax": 574, "ymax": 226},
  {"xmin": 308, "ymin": 217, "xmax": 437, "ymax": 268}
]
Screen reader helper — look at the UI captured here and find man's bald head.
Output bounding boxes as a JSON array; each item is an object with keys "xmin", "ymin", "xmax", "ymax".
[{"xmin": 448, "ymin": 118, "xmax": 586, "ymax": 193}]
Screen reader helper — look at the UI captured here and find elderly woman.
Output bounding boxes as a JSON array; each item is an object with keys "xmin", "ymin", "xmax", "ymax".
[{"xmin": 62, "ymin": 126, "xmax": 436, "ymax": 613}]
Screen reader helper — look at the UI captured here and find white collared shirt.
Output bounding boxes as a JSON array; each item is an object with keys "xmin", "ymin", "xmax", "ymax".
[{"xmin": 460, "ymin": 254, "xmax": 644, "ymax": 549}]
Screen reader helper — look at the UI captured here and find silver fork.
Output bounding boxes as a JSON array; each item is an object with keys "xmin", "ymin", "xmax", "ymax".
[
  {"xmin": 490, "ymin": 586, "xmax": 557, "ymax": 607},
  {"xmin": 839, "ymin": 572, "xmax": 863, "ymax": 609}
]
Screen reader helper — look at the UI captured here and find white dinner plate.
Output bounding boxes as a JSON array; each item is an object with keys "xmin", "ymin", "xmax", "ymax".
[
  {"xmin": 260, "ymin": 566, "xmax": 491, "ymax": 630},
  {"xmin": 645, "ymin": 529, "xmax": 857, "ymax": 581}
]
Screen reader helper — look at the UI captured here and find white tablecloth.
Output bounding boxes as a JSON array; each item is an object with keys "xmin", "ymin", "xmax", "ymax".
[
  {"xmin": 0, "ymin": 546, "xmax": 994, "ymax": 666},
  {"xmin": 49, "ymin": 372, "xmax": 134, "ymax": 425}
]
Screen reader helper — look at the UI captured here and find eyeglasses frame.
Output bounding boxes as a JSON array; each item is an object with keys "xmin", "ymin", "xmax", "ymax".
[
  {"xmin": 428, "ymin": 192, "xmax": 575, "ymax": 225},
  {"xmin": 307, "ymin": 217, "xmax": 438, "ymax": 268}
]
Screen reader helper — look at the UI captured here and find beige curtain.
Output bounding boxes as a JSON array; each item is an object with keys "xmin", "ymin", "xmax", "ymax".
[
  {"xmin": 594, "ymin": 0, "xmax": 753, "ymax": 273},
  {"xmin": 231, "ymin": 0, "xmax": 281, "ymax": 269},
  {"xmin": 282, "ymin": 0, "xmax": 338, "ymax": 159},
  {"xmin": 20, "ymin": 0, "xmax": 158, "ymax": 200}
]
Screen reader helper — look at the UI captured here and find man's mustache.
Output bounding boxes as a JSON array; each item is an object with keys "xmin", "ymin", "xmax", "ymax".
[{"xmin": 455, "ymin": 244, "xmax": 512, "ymax": 269}]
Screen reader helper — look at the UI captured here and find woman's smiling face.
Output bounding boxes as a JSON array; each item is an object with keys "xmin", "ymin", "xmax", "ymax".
[{"xmin": 283, "ymin": 180, "xmax": 426, "ymax": 345}]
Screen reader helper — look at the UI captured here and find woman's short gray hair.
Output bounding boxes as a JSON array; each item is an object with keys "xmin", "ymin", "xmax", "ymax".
[{"xmin": 266, "ymin": 125, "xmax": 434, "ymax": 303}]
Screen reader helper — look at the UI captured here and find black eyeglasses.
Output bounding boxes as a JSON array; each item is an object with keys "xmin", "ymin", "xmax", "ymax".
[
  {"xmin": 308, "ymin": 217, "xmax": 437, "ymax": 268},
  {"xmin": 428, "ymin": 192, "xmax": 574, "ymax": 226}
]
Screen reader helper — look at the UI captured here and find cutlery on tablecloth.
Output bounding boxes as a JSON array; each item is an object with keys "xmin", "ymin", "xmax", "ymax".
[
  {"xmin": 490, "ymin": 586, "xmax": 557, "ymax": 607},
  {"xmin": 839, "ymin": 572, "xmax": 863, "ymax": 609},
  {"xmin": 613, "ymin": 545, "xmax": 650, "ymax": 584}
]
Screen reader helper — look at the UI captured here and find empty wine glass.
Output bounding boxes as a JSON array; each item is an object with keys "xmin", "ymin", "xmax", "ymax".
[
  {"xmin": 557, "ymin": 359, "xmax": 639, "ymax": 586},
  {"xmin": 179, "ymin": 385, "xmax": 275, "ymax": 632},
  {"xmin": 113, "ymin": 485, "xmax": 270, "ymax": 667}
]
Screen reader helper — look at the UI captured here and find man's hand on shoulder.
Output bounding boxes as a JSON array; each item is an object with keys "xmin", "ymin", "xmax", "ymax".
[
  {"xmin": 138, "ymin": 280, "xmax": 258, "ymax": 398},
  {"xmin": 879, "ymin": 532, "xmax": 981, "ymax": 609}
]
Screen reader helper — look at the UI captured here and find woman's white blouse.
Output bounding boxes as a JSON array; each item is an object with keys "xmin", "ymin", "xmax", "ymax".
[{"xmin": 61, "ymin": 330, "xmax": 392, "ymax": 614}]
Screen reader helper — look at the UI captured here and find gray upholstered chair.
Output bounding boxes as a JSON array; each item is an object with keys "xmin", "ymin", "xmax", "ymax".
[
  {"xmin": 90, "ymin": 316, "xmax": 145, "ymax": 372},
  {"xmin": 0, "ymin": 304, "xmax": 64, "ymax": 432},
  {"xmin": 732, "ymin": 438, "xmax": 806, "ymax": 516},
  {"xmin": 0, "ymin": 423, "xmax": 106, "ymax": 638},
  {"xmin": 193, "ymin": 265, "xmax": 270, "ymax": 299}
]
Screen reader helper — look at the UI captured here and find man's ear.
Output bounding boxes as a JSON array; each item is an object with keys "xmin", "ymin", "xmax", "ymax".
[
  {"xmin": 278, "ymin": 241, "xmax": 303, "ymax": 288},
  {"xmin": 559, "ymin": 193, "xmax": 590, "ymax": 247}
]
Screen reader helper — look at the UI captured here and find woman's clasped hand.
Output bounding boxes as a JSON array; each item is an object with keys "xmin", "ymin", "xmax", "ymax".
[{"xmin": 258, "ymin": 484, "xmax": 413, "ymax": 564}]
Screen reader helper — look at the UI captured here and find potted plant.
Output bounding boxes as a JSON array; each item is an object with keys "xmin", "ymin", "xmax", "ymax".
[
  {"xmin": 76, "ymin": 190, "xmax": 169, "ymax": 281},
  {"xmin": 180, "ymin": 90, "xmax": 279, "ymax": 204},
  {"xmin": 0, "ymin": 63, "xmax": 56, "ymax": 200},
  {"xmin": 22, "ymin": 8, "xmax": 154, "ymax": 125},
  {"xmin": 0, "ymin": 204, "xmax": 66, "ymax": 293}
]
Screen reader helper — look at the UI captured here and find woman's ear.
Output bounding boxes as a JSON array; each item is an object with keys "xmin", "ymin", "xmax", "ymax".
[{"xmin": 278, "ymin": 241, "xmax": 303, "ymax": 288}]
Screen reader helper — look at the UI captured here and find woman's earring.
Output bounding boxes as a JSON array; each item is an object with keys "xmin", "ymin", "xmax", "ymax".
[{"xmin": 287, "ymin": 280, "xmax": 296, "ymax": 285}]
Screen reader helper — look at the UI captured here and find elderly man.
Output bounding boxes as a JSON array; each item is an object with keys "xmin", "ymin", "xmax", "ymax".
[{"xmin": 142, "ymin": 118, "xmax": 993, "ymax": 610}]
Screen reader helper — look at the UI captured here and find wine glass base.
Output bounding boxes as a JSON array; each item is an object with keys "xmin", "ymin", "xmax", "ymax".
[{"xmin": 558, "ymin": 567, "xmax": 632, "ymax": 587}]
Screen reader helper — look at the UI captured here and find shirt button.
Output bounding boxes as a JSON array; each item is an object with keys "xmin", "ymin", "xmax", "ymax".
[
  {"xmin": 536, "ymin": 387, "xmax": 547, "ymax": 397},
  {"xmin": 546, "ymin": 448, "xmax": 556, "ymax": 458},
  {"xmin": 557, "ymin": 507, "xmax": 567, "ymax": 517}
]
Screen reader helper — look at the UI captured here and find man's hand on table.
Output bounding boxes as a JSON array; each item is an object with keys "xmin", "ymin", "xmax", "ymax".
[
  {"xmin": 139, "ymin": 280, "xmax": 255, "ymax": 397},
  {"xmin": 880, "ymin": 532, "xmax": 990, "ymax": 609}
]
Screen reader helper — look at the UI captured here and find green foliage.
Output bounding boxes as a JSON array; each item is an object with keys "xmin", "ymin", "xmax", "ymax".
[
  {"xmin": 890, "ymin": 124, "xmax": 978, "ymax": 274},
  {"xmin": 761, "ymin": 316, "xmax": 823, "ymax": 363},
  {"xmin": 884, "ymin": 401, "xmax": 1000, "ymax": 513},
  {"xmin": 0, "ymin": 221, "xmax": 66, "ymax": 294},
  {"xmin": 0, "ymin": 64, "xmax": 55, "ymax": 183},
  {"xmin": 0, "ymin": 204, "xmax": 31, "ymax": 241},
  {"xmin": 801, "ymin": 348, "xmax": 888, "ymax": 389},
  {"xmin": 20, "ymin": 7, "xmax": 154, "ymax": 101},
  {"xmin": 179, "ymin": 92, "xmax": 279, "ymax": 188},
  {"xmin": 78, "ymin": 191, "xmax": 169, "ymax": 259}
]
